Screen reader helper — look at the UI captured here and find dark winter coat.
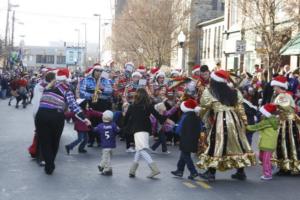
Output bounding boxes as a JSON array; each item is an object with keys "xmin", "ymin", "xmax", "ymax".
[
  {"xmin": 177, "ymin": 111, "xmax": 201, "ymax": 153},
  {"xmin": 124, "ymin": 103, "xmax": 166, "ymax": 135}
]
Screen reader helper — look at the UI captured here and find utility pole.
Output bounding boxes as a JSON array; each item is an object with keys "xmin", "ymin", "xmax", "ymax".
[
  {"xmin": 82, "ymin": 23, "xmax": 87, "ymax": 68},
  {"xmin": 4, "ymin": 0, "xmax": 10, "ymax": 69},
  {"xmin": 8, "ymin": 10, "xmax": 16, "ymax": 69}
]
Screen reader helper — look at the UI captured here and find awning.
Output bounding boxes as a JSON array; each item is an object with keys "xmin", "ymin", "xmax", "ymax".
[{"xmin": 280, "ymin": 33, "xmax": 300, "ymax": 55}]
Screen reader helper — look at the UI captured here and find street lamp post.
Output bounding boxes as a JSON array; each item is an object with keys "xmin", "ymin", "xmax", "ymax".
[
  {"xmin": 94, "ymin": 14, "xmax": 101, "ymax": 63},
  {"xmin": 82, "ymin": 23, "xmax": 87, "ymax": 68},
  {"xmin": 74, "ymin": 28, "xmax": 80, "ymax": 66},
  {"xmin": 177, "ymin": 31, "xmax": 186, "ymax": 72},
  {"xmin": 4, "ymin": 0, "xmax": 19, "ymax": 70}
]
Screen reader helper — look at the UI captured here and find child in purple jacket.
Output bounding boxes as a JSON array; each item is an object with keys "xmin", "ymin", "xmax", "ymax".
[
  {"xmin": 65, "ymin": 99, "xmax": 102, "ymax": 154},
  {"xmin": 94, "ymin": 110, "xmax": 120, "ymax": 176}
]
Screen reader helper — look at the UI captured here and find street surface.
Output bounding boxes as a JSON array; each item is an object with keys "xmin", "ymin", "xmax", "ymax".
[{"xmin": 0, "ymin": 99, "xmax": 299, "ymax": 200}]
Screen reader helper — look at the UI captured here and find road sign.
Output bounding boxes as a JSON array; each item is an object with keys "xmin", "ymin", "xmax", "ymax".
[{"xmin": 236, "ymin": 40, "xmax": 246, "ymax": 54}]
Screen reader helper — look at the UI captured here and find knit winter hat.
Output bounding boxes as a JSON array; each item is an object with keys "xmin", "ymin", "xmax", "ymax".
[
  {"xmin": 180, "ymin": 99, "xmax": 198, "ymax": 112},
  {"xmin": 156, "ymin": 71, "xmax": 166, "ymax": 79},
  {"xmin": 210, "ymin": 70, "xmax": 230, "ymax": 83},
  {"xmin": 102, "ymin": 110, "xmax": 114, "ymax": 123},
  {"xmin": 270, "ymin": 75, "xmax": 288, "ymax": 89},
  {"xmin": 259, "ymin": 103, "xmax": 277, "ymax": 118}
]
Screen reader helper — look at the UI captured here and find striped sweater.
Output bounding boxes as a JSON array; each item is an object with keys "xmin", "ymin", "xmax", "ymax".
[{"xmin": 39, "ymin": 82, "xmax": 85, "ymax": 120}]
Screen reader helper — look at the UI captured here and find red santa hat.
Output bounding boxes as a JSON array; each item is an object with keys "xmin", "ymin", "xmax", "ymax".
[
  {"xmin": 150, "ymin": 67, "xmax": 159, "ymax": 75},
  {"xmin": 132, "ymin": 71, "xmax": 142, "ymax": 78},
  {"xmin": 271, "ymin": 76, "xmax": 288, "ymax": 89},
  {"xmin": 93, "ymin": 63, "xmax": 104, "ymax": 71},
  {"xmin": 56, "ymin": 68, "xmax": 70, "ymax": 81},
  {"xmin": 180, "ymin": 99, "xmax": 198, "ymax": 112},
  {"xmin": 84, "ymin": 67, "xmax": 94, "ymax": 77},
  {"xmin": 192, "ymin": 65, "xmax": 201, "ymax": 74},
  {"xmin": 259, "ymin": 103, "xmax": 277, "ymax": 118},
  {"xmin": 210, "ymin": 70, "xmax": 230, "ymax": 83},
  {"xmin": 137, "ymin": 65, "xmax": 147, "ymax": 73}
]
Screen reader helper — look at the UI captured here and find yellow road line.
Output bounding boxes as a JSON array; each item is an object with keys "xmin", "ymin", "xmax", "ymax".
[
  {"xmin": 196, "ymin": 180, "xmax": 212, "ymax": 189},
  {"xmin": 182, "ymin": 182, "xmax": 197, "ymax": 188}
]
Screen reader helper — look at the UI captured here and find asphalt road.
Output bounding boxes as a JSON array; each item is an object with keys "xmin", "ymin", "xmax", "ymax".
[{"xmin": 0, "ymin": 99, "xmax": 299, "ymax": 200}]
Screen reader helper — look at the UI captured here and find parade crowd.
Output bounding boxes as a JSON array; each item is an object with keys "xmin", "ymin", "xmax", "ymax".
[{"xmin": 1, "ymin": 62, "xmax": 300, "ymax": 182}]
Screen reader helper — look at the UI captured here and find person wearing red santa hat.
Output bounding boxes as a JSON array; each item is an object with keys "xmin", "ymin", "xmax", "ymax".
[
  {"xmin": 80, "ymin": 63, "xmax": 114, "ymax": 147},
  {"xmin": 247, "ymin": 103, "xmax": 279, "ymax": 181},
  {"xmin": 271, "ymin": 75, "xmax": 300, "ymax": 176},
  {"xmin": 197, "ymin": 70, "xmax": 256, "ymax": 181},
  {"xmin": 35, "ymin": 68, "xmax": 91, "ymax": 175},
  {"xmin": 171, "ymin": 99, "xmax": 201, "ymax": 180}
]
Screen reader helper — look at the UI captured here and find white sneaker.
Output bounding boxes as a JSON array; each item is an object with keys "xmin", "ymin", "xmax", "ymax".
[
  {"xmin": 126, "ymin": 147, "xmax": 136, "ymax": 153},
  {"xmin": 162, "ymin": 151, "xmax": 171, "ymax": 155},
  {"xmin": 260, "ymin": 175, "xmax": 272, "ymax": 180}
]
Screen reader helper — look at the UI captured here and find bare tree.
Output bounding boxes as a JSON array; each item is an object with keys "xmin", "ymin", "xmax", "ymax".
[
  {"xmin": 112, "ymin": 0, "xmax": 190, "ymax": 67},
  {"xmin": 237, "ymin": 0, "xmax": 300, "ymax": 78}
]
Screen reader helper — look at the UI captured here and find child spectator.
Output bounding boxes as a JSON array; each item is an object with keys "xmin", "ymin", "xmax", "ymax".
[
  {"xmin": 171, "ymin": 99, "xmax": 201, "ymax": 180},
  {"xmin": 65, "ymin": 99, "xmax": 102, "ymax": 154},
  {"xmin": 247, "ymin": 103, "xmax": 279, "ymax": 180},
  {"xmin": 94, "ymin": 110, "xmax": 120, "ymax": 176}
]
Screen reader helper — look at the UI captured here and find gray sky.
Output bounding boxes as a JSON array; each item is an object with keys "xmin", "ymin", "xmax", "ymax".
[{"xmin": 0, "ymin": 0, "xmax": 114, "ymax": 46}]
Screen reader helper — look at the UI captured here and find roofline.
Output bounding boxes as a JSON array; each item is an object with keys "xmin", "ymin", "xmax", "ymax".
[{"xmin": 197, "ymin": 16, "xmax": 224, "ymax": 27}]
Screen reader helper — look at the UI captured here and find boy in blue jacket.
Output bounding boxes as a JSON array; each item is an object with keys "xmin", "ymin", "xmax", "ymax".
[
  {"xmin": 94, "ymin": 110, "xmax": 120, "ymax": 176},
  {"xmin": 171, "ymin": 99, "xmax": 201, "ymax": 180}
]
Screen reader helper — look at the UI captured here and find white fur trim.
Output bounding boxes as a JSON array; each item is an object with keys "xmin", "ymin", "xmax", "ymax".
[
  {"xmin": 171, "ymin": 70, "xmax": 180, "ymax": 76},
  {"xmin": 194, "ymin": 106, "xmax": 201, "ymax": 113},
  {"xmin": 93, "ymin": 65, "xmax": 104, "ymax": 71},
  {"xmin": 271, "ymin": 80, "xmax": 288, "ymax": 89},
  {"xmin": 56, "ymin": 75, "xmax": 67, "ymax": 81},
  {"xmin": 210, "ymin": 72, "xmax": 227, "ymax": 83},
  {"xmin": 132, "ymin": 71, "xmax": 142, "ymax": 78},
  {"xmin": 259, "ymin": 106, "xmax": 271, "ymax": 117},
  {"xmin": 192, "ymin": 68, "xmax": 200, "ymax": 74},
  {"xmin": 180, "ymin": 102, "xmax": 195, "ymax": 112}
]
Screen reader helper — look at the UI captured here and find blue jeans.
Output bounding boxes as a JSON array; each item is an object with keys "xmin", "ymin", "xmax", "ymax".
[
  {"xmin": 1, "ymin": 89, "xmax": 7, "ymax": 99},
  {"xmin": 177, "ymin": 151, "xmax": 198, "ymax": 175},
  {"xmin": 67, "ymin": 132, "xmax": 88, "ymax": 150},
  {"xmin": 151, "ymin": 130, "xmax": 167, "ymax": 152}
]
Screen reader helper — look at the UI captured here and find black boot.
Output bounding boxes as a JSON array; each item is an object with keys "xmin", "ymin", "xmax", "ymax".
[
  {"xmin": 102, "ymin": 169, "xmax": 113, "ymax": 176},
  {"xmin": 171, "ymin": 170, "xmax": 183, "ymax": 178},
  {"xmin": 98, "ymin": 165, "xmax": 104, "ymax": 173},
  {"xmin": 44, "ymin": 164, "xmax": 55, "ymax": 175},
  {"xmin": 231, "ymin": 168, "xmax": 247, "ymax": 180},
  {"xmin": 275, "ymin": 169, "xmax": 291, "ymax": 176},
  {"xmin": 199, "ymin": 168, "xmax": 216, "ymax": 182}
]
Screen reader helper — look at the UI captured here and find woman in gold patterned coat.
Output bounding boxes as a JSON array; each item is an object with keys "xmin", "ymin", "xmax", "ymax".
[
  {"xmin": 197, "ymin": 70, "xmax": 256, "ymax": 181},
  {"xmin": 270, "ymin": 76, "xmax": 300, "ymax": 175}
]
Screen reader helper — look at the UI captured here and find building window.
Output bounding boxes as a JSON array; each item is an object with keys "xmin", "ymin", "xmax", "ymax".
[
  {"xmin": 69, "ymin": 51, "xmax": 74, "ymax": 62},
  {"xmin": 208, "ymin": 29, "xmax": 211, "ymax": 59},
  {"xmin": 204, "ymin": 30, "xmax": 206, "ymax": 59},
  {"xmin": 217, "ymin": 26, "xmax": 221, "ymax": 58},
  {"xmin": 230, "ymin": 0, "xmax": 238, "ymax": 26},
  {"xmin": 214, "ymin": 27, "xmax": 217, "ymax": 59},
  {"xmin": 36, "ymin": 55, "xmax": 54, "ymax": 64},
  {"xmin": 212, "ymin": 0, "xmax": 218, "ymax": 10},
  {"xmin": 221, "ymin": 2, "xmax": 225, "ymax": 11},
  {"xmin": 57, "ymin": 56, "xmax": 66, "ymax": 64},
  {"xmin": 46, "ymin": 55, "xmax": 54, "ymax": 64}
]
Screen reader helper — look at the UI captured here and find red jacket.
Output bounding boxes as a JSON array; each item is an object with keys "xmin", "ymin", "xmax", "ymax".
[{"xmin": 65, "ymin": 109, "xmax": 102, "ymax": 132}]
